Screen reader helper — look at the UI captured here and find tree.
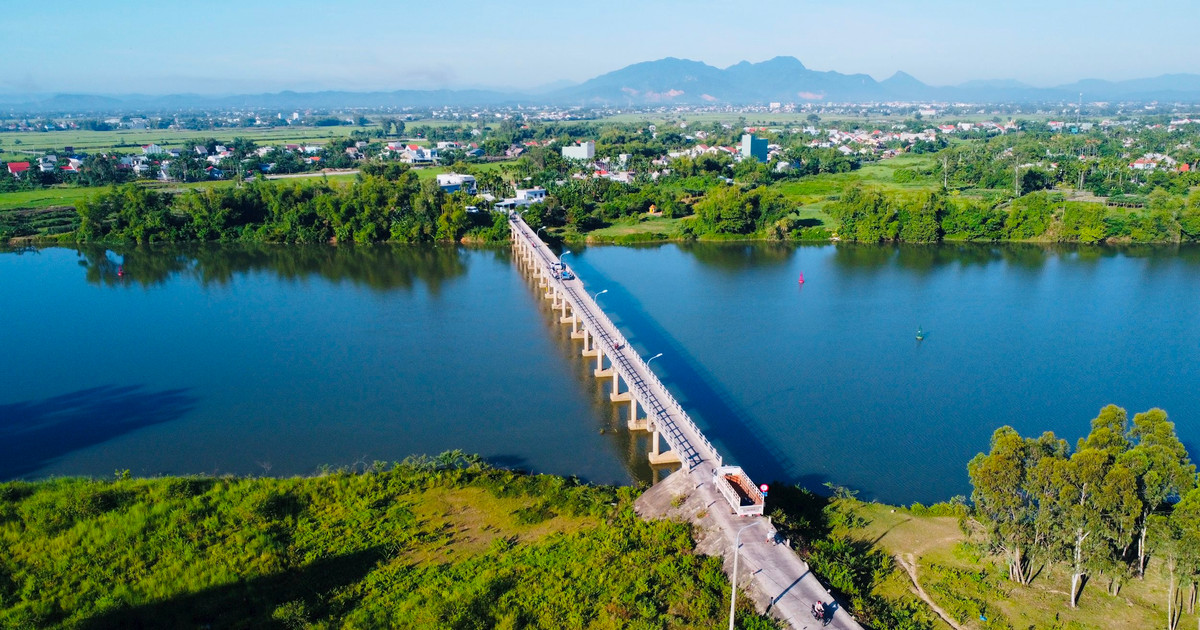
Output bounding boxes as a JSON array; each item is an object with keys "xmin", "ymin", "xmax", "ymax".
[
  {"xmin": 1120, "ymin": 409, "xmax": 1196, "ymax": 578},
  {"xmin": 968, "ymin": 427, "xmax": 1062, "ymax": 584},
  {"xmin": 1041, "ymin": 407, "xmax": 1142, "ymax": 608},
  {"xmin": 1153, "ymin": 489, "xmax": 1200, "ymax": 630}
]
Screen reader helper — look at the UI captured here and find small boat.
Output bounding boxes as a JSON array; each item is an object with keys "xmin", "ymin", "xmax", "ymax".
[{"xmin": 916, "ymin": 326, "xmax": 925, "ymax": 341}]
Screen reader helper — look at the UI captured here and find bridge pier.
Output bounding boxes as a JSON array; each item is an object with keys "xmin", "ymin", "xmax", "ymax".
[
  {"xmin": 609, "ymin": 370, "xmax": 631, "ymax": 402},
  {"xmin": 627, "ymin": 397, "xmax": 649, "ymax": 431},
  {"xmin": 569, "ymin": 314, "xmax": 584, "ymax": 339},
  {"xmin": 582, "ymin": 328, "xmax": 599, "ymax": 358},
  {"xmin": 647, "ymin": 428, "xmax": 681, "ymax": 465},
  {"xmin": 594, "ymin": 346, "xmax": 613, "ymax": 377}
]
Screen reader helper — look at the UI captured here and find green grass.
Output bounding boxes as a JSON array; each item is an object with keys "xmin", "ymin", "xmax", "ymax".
[
  {"xmin": 842, "ymin": 501, "xmax": 1184, "ymax": 630},
  {"xmin": 583, "ymin": 214, "xmax": 690, "ymax": 241},
  {"xmin": 772, "ymin": 155, "xmax": 941, "ymax": 205},
  {"xmin": 0, "ymin": 126, "xmax": 376, "ymax": 157},
  {"xmin": 0, "ymin": 187, "xmax": 97, "ymax": 211},
  {"xmin": 0, "ymin": 455, "xmax": 778, "ymax": 629},
  {"xmin": 411, "ymin": 160, "xmax": 515, "ymax": 182}
]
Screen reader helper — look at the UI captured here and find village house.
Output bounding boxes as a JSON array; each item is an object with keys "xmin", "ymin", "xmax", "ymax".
[{"xmin": 436, "ymin": 173, "xmax": 477, "ymax": 194}]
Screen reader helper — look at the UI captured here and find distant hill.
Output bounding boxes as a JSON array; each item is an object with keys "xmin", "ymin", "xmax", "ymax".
[
  {"xmin": 547, "ymin": 57, "xmax": 1200, "ymax": 105},
  {"xmin": 5, "ymin": 57, "xmax": 1200, "ymax": 113}
]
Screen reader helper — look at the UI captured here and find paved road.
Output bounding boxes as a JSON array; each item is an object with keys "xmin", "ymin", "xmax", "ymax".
[{"xmin": 638, "ymin": 470, "xmax": 865, "ymax": 630}]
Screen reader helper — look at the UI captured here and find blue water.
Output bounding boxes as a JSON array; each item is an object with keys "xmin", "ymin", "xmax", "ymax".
[
  {"xmin": 568, "ymin": 242, "xmax": 1200, "ymax": 503},
  {"xmin": 0, "ymin": 244, "xmax": 639, "ymax": 485},
  {"xmin": 3, "ymin": 242, "xmax": 1198, "ymax": 503}
]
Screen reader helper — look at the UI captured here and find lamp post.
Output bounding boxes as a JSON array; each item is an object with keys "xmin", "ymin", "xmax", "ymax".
[
  {"xmin": 535, "ymin": 226, "xmax": 546, "ymax": 240},
  {"xmin": 647, "ymin": 352, "xmax": 663, "ymax": 366},
  {"xmin": 729, "ymin": 521, "xmax": 762, "ymax": 630},
  {"xmin": 594, "ymin": 289, "xmax": 608, "ymax": 302}
]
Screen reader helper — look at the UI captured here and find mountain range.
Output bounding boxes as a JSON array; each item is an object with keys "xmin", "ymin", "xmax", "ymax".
[{"xmin": 5, "ymin": 57, "xmax": 1200, "ymax": 113}]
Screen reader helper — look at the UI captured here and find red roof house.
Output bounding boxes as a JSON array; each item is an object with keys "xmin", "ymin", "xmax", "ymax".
[{"xmin": 6, "ymin": 162, "xmax": 30, "ymax": 176}]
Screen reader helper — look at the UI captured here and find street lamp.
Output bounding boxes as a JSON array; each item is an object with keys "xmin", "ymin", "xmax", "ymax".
[
  {"xmin": 647, "ymin": 352, "xmax": 663, "ymax": 366},
  {"xmin": 561, "ymin": 250, "xmax": 572, "ymax": 258},
  {"xmin": 594, "ymin": 289, "xmax": 608, "ymax": 302},
  {"xmin": 729, "ymin": 521, "xmax": 763, "ymax": 630},
  {"xmin": 535, "ymin": 226, "xmax": 546, "ymax": 240}
]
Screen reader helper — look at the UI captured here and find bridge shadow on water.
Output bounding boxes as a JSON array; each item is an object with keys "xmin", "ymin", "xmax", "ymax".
[
  {"xmin": 0, "ymin": 385, "xmax": 197, "ymax": 478},
  {"xmin": 575, "ymin": 263, "xmax": 812, "ymax": 490}
]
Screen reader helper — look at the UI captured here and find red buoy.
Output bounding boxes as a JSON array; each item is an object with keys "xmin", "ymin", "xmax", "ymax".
[{"xmin": 798, "ymin": 272, "xmax": 805, "ymax": 284}]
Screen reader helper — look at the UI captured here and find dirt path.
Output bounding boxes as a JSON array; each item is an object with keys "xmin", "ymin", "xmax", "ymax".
[{"xmin": 896, "ymin": 552, "xmax": 965, "ymax": 630}]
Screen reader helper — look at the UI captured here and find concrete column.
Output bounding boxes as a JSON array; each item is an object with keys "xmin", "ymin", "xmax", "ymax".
[
  {"xmin": 570, "ymin": 313, "xmax": 583, "ymax": 339},
  {"xmin": 647, "ymin": 427, "xmax": 682, "ymax": 466},
  {"xmin": 582, "ymin": 328, "xmax": 599, "ymax": 357},
  {"xmin": 609, "ymin": 370, "xmax": 631, "ymax": 401},
  {"xmin": 627, "ymin": 400, "xmax": 649, "ymax": 431}
]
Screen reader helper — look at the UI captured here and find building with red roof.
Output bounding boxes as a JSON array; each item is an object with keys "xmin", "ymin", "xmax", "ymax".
[{"xmin": 6, "ymin": 162, "xmax": 30, "ymax": 176}]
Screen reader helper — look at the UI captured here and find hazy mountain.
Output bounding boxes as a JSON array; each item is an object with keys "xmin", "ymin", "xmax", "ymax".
[
  {"xmin": 6, "ymin": 57, "xmax": 1200, "ymax": 114},
  {"xmin": 549, "ymin": 58, "xmax": 1200, "ymax": 104},
  {"xmin": 554, "ymin": 56, "xmax": 892, "ymax": 104}
]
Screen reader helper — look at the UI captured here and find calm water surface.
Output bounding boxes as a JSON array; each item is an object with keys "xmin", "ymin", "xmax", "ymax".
[{"xmin": 2, "ymin": 242, "xmax": 1198, "ymax": 503}]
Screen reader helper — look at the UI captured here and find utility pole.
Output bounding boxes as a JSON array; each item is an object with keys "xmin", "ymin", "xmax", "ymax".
[
  {"xmin": 1014, "ymin": 151, "xmax": 1020, "ymax": 197},
  {"xmin": 728, "ymin": 521, "xmax": 762, "ymax": 630}
]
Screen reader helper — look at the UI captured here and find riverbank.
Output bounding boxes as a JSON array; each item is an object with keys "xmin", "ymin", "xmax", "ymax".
[
  {"xmin": 0, "ymin": 455, "xmax": 780, "ymax": 629},
  {"xmin": 3, "ymin": 458, "xmax": 1175, "ymax": 630}
]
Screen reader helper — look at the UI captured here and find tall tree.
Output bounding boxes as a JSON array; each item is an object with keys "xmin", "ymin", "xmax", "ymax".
[
  {"xmin": 1042, "ymin": 408, "xmax": 1143, "ymax": 608},
  {"xmin": 1121, "ymin": 408, "xmax": 1197, "ymax": 578},
  {"xmin": 969, "ymin": 427, "xmax": 1065, "ymax": 584}
]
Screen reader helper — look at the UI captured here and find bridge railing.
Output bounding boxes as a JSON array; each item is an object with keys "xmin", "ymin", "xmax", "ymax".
[{"xmin": 510, "ymin": 217, "xmax": 723, "ymax": 469}]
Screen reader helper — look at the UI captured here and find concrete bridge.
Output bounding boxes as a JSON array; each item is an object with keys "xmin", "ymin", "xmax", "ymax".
[{"xmin": 509, "ymin": 214, "xmax": 865, "ymax": 630}]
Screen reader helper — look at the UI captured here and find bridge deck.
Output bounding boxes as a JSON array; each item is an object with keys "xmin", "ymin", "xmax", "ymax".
[
  {"xmin": 510, "ymin": 215, "xmax": 723, "ymax": 472},
  {"xmin": 509, "ymin": 214, "xmax": 863, "ymax": 630}
]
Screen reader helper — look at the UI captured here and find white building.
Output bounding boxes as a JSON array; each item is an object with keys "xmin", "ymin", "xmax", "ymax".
[
  {"xmin": 515, "ymin": 187, "xmax": 547, "ymax": 203},
  {"xmin": 436, "ymin": 173, "xmax": 477, "ymax": 195},
  {"xmin": 496, "ymin": 187, "xmax": 548, "ymax": 211},
  {"xmin": 561, "ymin": 140, "xmax": 595, "ymax": 160}
]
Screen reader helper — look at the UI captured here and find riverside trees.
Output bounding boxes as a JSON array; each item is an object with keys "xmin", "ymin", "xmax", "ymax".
[
  {"xmin": 969, "ymin": 406, "xmax": 1195, "ymax": 617},
  {"xmin": 74, "ymin": 172, "xmax": 496, "ymax": 244}
]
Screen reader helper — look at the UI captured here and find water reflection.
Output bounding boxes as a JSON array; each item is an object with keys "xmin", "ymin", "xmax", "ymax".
[
  {"xmin": 676, "ymin": 241, "xmax": 798, "ymax": 272},
  {"xmin": 64, "ymin": 243, "xmax": 479, "ymax": 293}
]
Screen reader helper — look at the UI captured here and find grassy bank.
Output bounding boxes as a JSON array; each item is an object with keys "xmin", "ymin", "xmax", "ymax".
[
  {"xmin": 815, "ymin": 497, "xmax": 1187, "ymax": 630},
  {"xmin": 0, "ymin": 454, "xmax": 777, "ymax": 630}
]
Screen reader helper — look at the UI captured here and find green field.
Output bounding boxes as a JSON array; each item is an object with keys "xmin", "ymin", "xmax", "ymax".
[{"xmin": 0, "ymin": 126, "xmax": 376, "ymax": 158}]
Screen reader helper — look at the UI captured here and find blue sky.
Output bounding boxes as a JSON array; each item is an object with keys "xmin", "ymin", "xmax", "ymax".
[{"xmin": 1, "ymin": 0, "xmax": 1192, "ymax": 95}]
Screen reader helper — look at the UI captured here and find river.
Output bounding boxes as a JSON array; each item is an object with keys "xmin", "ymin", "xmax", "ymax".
[{"xmin": 2, "ymin": 242, "xmax": 1197, "ymax": 504}]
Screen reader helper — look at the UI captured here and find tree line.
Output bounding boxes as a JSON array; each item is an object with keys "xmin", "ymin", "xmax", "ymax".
[
  {"xmin": 970, "ymin": 406, "xmax": 1197, "ymax": 627},
  {"xmin": 830, "ymin": 187, "xmax": 1200, "ymax": 244},
  {"xmin": 74, "ymin": 172, "xmax": 506, "ymax": 244}
]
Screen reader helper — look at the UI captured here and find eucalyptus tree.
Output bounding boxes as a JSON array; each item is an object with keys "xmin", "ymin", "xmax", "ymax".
[
  {"xmin": 1120, "ymin": 408, "xmax": 1196, "ymax": 578},
  {"xmin": 969, "ymin": 427, "xmax": 1067, "ymax": 584}
]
